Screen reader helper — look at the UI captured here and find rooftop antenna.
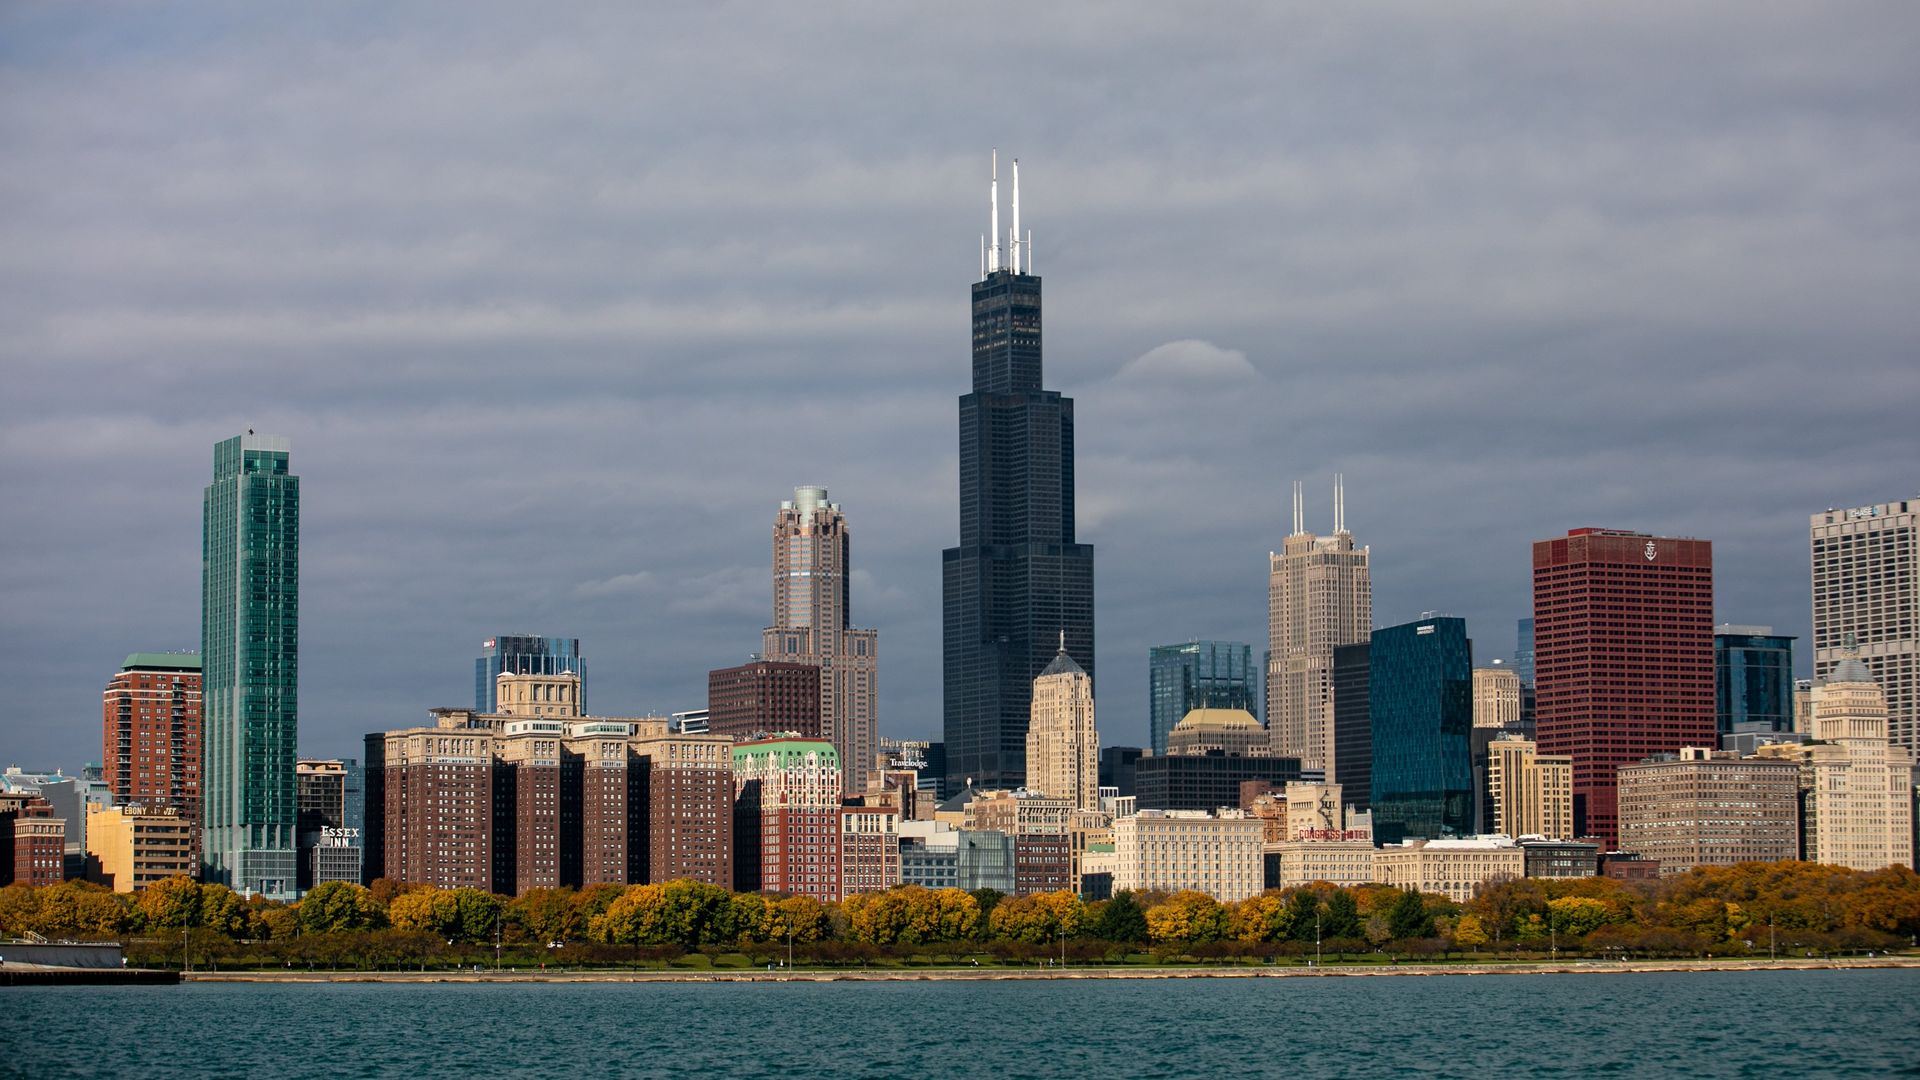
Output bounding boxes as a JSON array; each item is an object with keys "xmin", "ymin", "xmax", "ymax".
[
  {"xmin": 1335, "ymin": 474, "xmax": 1345, "ymax": 534},
  {"xmin": 1291, "ymin": 480, "xmax": 1304, "ymax": 536},
  {"xmin": 988, "ymin": 149, "xmax": 1001, "ymax": 274},
  {"xmin": 1011, "ymin": 158, "xmax": 1021, "ymax": 275},
  {"xmin": 1058, "ymin": 628, "xmax": 1066, "ymax": 653}
]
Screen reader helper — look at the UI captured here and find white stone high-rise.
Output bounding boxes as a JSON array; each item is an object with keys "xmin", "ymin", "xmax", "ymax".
[
  {"xmin": 1267, "ymin": 478, "xmax": 1372, "ymax": 773},
  {"xmin": 762, "ymin": 487, "xmax": 879, "ymax": 795},
  {"xmin": 1811, "ymin": 499, "xmax": 1918, "ymax": 752},
  {"xmin": 1025, "ymin": 637, "xmax": 1098, "ymax": 810}
]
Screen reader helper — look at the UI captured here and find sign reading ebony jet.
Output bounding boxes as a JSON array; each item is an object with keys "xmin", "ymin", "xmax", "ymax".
[{"xmin": 943, "ymin": 151, "xmax": 1095, "ymax": 794}]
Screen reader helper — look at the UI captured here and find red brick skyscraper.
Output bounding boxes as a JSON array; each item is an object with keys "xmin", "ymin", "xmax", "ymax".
[
  {"xmin": 1533, "ymin": 528, "xmax": 1714, "ymax": 847},
  {"xmin": 101, "ymin": 653, "xmax": 202, "ymax": 816}
]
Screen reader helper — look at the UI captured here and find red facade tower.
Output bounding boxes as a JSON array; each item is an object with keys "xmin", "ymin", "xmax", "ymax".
[{"xmin": 1533, "ymin": 528, "xmax": 1714, "ymax": 847}]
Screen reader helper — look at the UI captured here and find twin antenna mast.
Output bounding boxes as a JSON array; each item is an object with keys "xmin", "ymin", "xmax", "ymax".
[{"xmin": 980, "ymin": 148, "xmax": 1033, "ymax": 278}]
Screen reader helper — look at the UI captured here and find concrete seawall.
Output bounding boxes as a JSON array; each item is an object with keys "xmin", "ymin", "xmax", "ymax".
[{"xmin": 184, "ymin": 956, "xmax": 1920, "ymax": 984}]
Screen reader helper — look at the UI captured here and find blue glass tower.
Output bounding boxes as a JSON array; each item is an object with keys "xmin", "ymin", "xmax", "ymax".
[
  {"xmin": 476, "ymin": 635, "xmax": 584, "ymax": 712},
  {"xmin": 1369, "ymin": 616, "xmax": 1474, "ymax": 844},
  {"xmin": 1515, "ymin": 618, "xmax": 1535, "ymax": 688},
  {"xmin": 943, "ymin": 155, "xmax": 1094, "ymax": 791},
  {"xmin": 1714, "ymin": 625, "xmax": 1795, "ymax": 734},
  {"xmin": 1148, "ymin": 641, "xmax": 1257, "ymax": 755}
]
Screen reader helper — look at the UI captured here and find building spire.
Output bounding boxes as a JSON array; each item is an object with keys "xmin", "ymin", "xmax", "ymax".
[
  {"xmin": 987, "ymin": 149, "xmax": 1001, "ymax": 275},
  {"xmin": 1011, "ymin": 158, "xmax": 1021, "ymax": 275},
  {"xmin": 1058, "ymin": 628, "xmax": 1066, "ymax": 654},
  {"xmin": 1334, "ymin": 473, "xmax": 1346, "ymax": 534},
  {"xmin": 1291, "ymin": 480, "xmax": 1304, "ymax": 537}
]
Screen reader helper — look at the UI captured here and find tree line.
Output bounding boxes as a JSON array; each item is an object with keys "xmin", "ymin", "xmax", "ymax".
[{"xmin": 1, "ymin": 861, "xmax": 1913, "ymax": 968}]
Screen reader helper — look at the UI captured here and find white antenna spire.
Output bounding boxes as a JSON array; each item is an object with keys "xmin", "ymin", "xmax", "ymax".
[
  {"xmin": 1291, "ymin": 480, "xmax": 1304, "ymax": 536},
  {"xmin": 980, "ymin": 235, "xmax": 986, "ymax": 278},
  {"xmin": 1334, "ymin": 474, "xmax": 1345, "ymax": 533},
  {"xmin": 1026, "ymin": 229, "xmax": 1033, "ymax": 275},
  {"xmin": 1011, "ymin": 158, "xmax": 1021, "ymax": 275},
  {"xmin": 988, "ymin": 149, "xmax": 1001, "ymax": 274}
]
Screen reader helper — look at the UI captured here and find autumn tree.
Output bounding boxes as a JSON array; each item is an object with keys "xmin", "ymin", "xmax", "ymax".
[
  {"xmin": 1146, "ymin": 891, "xmax": 1228, "ymax": 946},
  {"xmin": 989, "ymin": 891, "xmax": 1085, "ymax": 944},
  {"xmin": 1231, "ymin": 892, "xmax": 1293, "ymax": 944}
]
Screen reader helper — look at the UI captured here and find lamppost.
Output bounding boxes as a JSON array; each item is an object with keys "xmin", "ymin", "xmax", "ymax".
[
  {"xmin": 1059, "ymin": 926, "xmax": 1067, "ymax": 969},
  {"xmin": 786, "ymin": 929, "xmax": 794, "ymax": 972},
  {"xmin": 494, "ymin": 908, "xmax": 502, "ymax": 972},
  {"xmin": 1549, "ymin": 910, "xmax": 1557, "ymax": 963},
  {"xmin": 1315, "ymin": 908, "xmax": 1323, "ymax": 969}
]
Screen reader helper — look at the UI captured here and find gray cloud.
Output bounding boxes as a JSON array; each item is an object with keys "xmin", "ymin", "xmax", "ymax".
[{"xmin": 2, "ymin": 2, "xmax": 1917, "ymax": 768}]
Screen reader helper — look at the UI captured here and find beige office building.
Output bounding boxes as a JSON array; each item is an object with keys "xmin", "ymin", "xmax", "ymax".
[
  {"xmin": 762, "ymin": 487, "xmax": 880, "ymax": 795},
  {"xmin": 1025, "ymin": 642, "xmax": 1099, "ymax": 809},
  {"xmin": 1268, "ymin": 839, "xmax": 1376, "ymax": 889},
  {"xmin": 1785, "ymin": 658, "xmax": 1914, "ymax": 871},
  {"xmin": 1811, "ymin": 500, "xmax": 1918, "ymax": 752},
  {"xmin": 1487, "ymin": 738, "xmax": 1574, "ymax": 840},
  {"xmin": 1114, "ymin": 810, "xmax": 1264, "ymax": 902},
  {"xmin": 1616, "ymin": 749, "xmax": 1800, "ymax": 874},
  {"xmin": 1373, "ymin": 837, "xmax": 1524, "ymax": 903},
  {"xmin": 1473, "ymin": 666, "xmax": 1523, "ymax": 729},
  {"xmin": 87, "ymin": 804, "xmax": 195, "ymax": 892},
  {"xmin": 1267, "ymin": 478, "xmax": 1371, "ymax": 773}
]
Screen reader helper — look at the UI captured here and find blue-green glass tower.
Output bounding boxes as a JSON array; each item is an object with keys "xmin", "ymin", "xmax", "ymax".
[
  {"xmin": 1714, "ymin": 624, "xmax": 1795, "ymax": 734},
  {"xmin": 202, "ymin": 433, "xmax": 300, "ymax": 898},
  {"xmin": 1369, "ymin": 616, "xmax": 1474, "ymax": 844},
  {"xmin": 1148, "ymin": 641, "xmax": 1257, "ymax": 755}
]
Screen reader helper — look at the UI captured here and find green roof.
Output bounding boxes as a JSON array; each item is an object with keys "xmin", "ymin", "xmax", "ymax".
[{"xmin": 122, "ymin": 652, "xmax": 201, "ymax": 672}]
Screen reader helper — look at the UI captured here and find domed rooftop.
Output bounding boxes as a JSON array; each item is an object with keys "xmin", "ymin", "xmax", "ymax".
[
  {"xmin": 1173, "ymin": 707, "xmax": 1261, "ymax": 731},
  {"xmin": 1825, "ymin": 655, "xmax": 1877, "ymax": 685}
]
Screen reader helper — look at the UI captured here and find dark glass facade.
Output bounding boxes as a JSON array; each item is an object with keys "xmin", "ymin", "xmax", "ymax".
[
  {"xmin": 1098, "ymin": 746, "xmax": 1143, "ymax": 798},
  {"xmin": 943, "ymin": 267, "xmax": 1094, "ymax": 791},
  {"xmin": 1714, "ymin": 628, "xmax": 1795, "ymax": 734},
  {"xmin": 1369, "ymin": 617, "xmax": 1474, "ymax": 844},
  {"xmin": 1515, "ymin": 618, "xmax": 1535, "ymax": 688},
  {"xmin": 476, "ymin": 635, "xmax": 584, "ymax": 713},
  {"xmin": 1133, "ymin": 753, "xmax": 1302, "ymax": 813},
  {"xmin": 1148, "ymin": 641, "xmax": 1257, "ymax": 756},
  {"xmin": 1330, "ymin": 642, "xmax": 1372, "ymax": 811}
]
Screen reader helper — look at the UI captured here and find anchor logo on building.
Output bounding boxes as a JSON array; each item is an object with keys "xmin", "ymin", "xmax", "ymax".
[{"xmin": 1644, "ymin": 541, "xmax": 1658, "ymax": 561}]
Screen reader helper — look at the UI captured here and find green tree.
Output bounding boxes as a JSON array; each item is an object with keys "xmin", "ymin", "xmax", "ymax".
[
  {"xmin": 1095, "ymin": 891, "xmax": 1149, "ymax": 944},
  {"xmin": 1285, "ymin": 888, "xmax": 1322, "ymax": 942},
  {"xmin": 1322, "ymin": 890, "xmax": 1363, "ymax": 939},
  {"xmin": 299, "ymin": 882, "xmax": 388, "ymax": 935},
  {"xmin": 1546, "ymin": 896, "xmax": 1613, "ymax": 938},
  {"xmin": 1387, "ymin": 888, "xmax": 1434, "ymax": 940}
]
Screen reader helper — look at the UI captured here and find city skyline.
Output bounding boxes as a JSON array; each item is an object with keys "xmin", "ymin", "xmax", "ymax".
[{"xmin": 4, "ymin": 5, "xmax": 1918, "ymax": 772}]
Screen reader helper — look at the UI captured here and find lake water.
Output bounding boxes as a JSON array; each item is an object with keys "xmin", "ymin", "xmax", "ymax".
[{"xmin": 3, "ymin": 970, "xmax": 1916, "ymax": 1077}]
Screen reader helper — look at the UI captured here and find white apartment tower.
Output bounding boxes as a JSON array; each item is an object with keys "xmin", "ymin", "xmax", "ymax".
[
  {"xmin": 1811, "ymin": 499, "xmax": 1918, "ymax": 752},
  {"xmin": 1267, "ymin": 477, "xmax": 1372, "ymax": 773},
  {"xmin": 1025, "ymin": 637, "xmax": 1099, "ymax": 811},
  {"xmin": 763, "ymin": 487, "xmax": 879, "ymax": 794}
]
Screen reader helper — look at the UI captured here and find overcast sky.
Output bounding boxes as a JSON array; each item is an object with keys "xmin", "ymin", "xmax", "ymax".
[{"xmin": 3, "ymin": 2, "xmax": 1917, "ymax": 771}]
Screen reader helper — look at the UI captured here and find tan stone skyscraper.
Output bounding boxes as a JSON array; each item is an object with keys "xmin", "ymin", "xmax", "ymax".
[
  {"xmin": 1801, "ymin": 653, "xmax": 1913, "ymax": 870},
  {"xmin": 1473, "ymin": 665, "xmax": 1523, "ymax": 729},
  {"xmin": 763, "ymin": 487, "xmax": 879, "ymax": 794},
  {"xmin": 1486, "ymin": 737, "xmax": 1574, "ymax": 839},
  {"xmin": 1267, "ymin": 478, "xmax": 1372, "ymax": 773},
  {"xmin": 1025, "ymin": 636, "xmax": 1098, "ymax": 810}
]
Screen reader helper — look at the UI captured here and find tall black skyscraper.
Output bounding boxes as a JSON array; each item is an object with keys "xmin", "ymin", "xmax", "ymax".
[{"xmin": 943, "ymin": 153, "xmax": 1095, "ymax": 792}]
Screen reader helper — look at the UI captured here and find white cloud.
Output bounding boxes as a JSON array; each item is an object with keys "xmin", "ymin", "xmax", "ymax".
[{"xmin": 1115, "ymin": 339, "xmax": 1259, "ymax": 383}]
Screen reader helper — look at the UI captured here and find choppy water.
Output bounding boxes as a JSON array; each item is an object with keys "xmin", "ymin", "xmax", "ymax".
[{"xmin": 3, "ymin": 970, "xmax": 1917, "ymax": 1078}]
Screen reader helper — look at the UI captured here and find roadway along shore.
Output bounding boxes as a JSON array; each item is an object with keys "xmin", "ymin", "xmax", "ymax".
[{"xmin": 184, "ymin": 956, "xmax": 1920, "ymax": 984}]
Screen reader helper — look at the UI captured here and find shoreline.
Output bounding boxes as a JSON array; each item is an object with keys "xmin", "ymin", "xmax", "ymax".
[{"xmin": 181, "ymin": 956, "xmax": 1920, "ymax": 984}]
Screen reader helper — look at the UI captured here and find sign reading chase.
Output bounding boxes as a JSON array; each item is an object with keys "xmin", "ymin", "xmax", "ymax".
[{"xmin": 321, "ymin": 826, "xmax": 361, "ymax": 848}]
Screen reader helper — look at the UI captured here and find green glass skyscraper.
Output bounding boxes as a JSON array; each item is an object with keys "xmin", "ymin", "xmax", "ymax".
[{"xmin": 201, "ymin": 433, "xmax": 300, "ymax": 898}]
